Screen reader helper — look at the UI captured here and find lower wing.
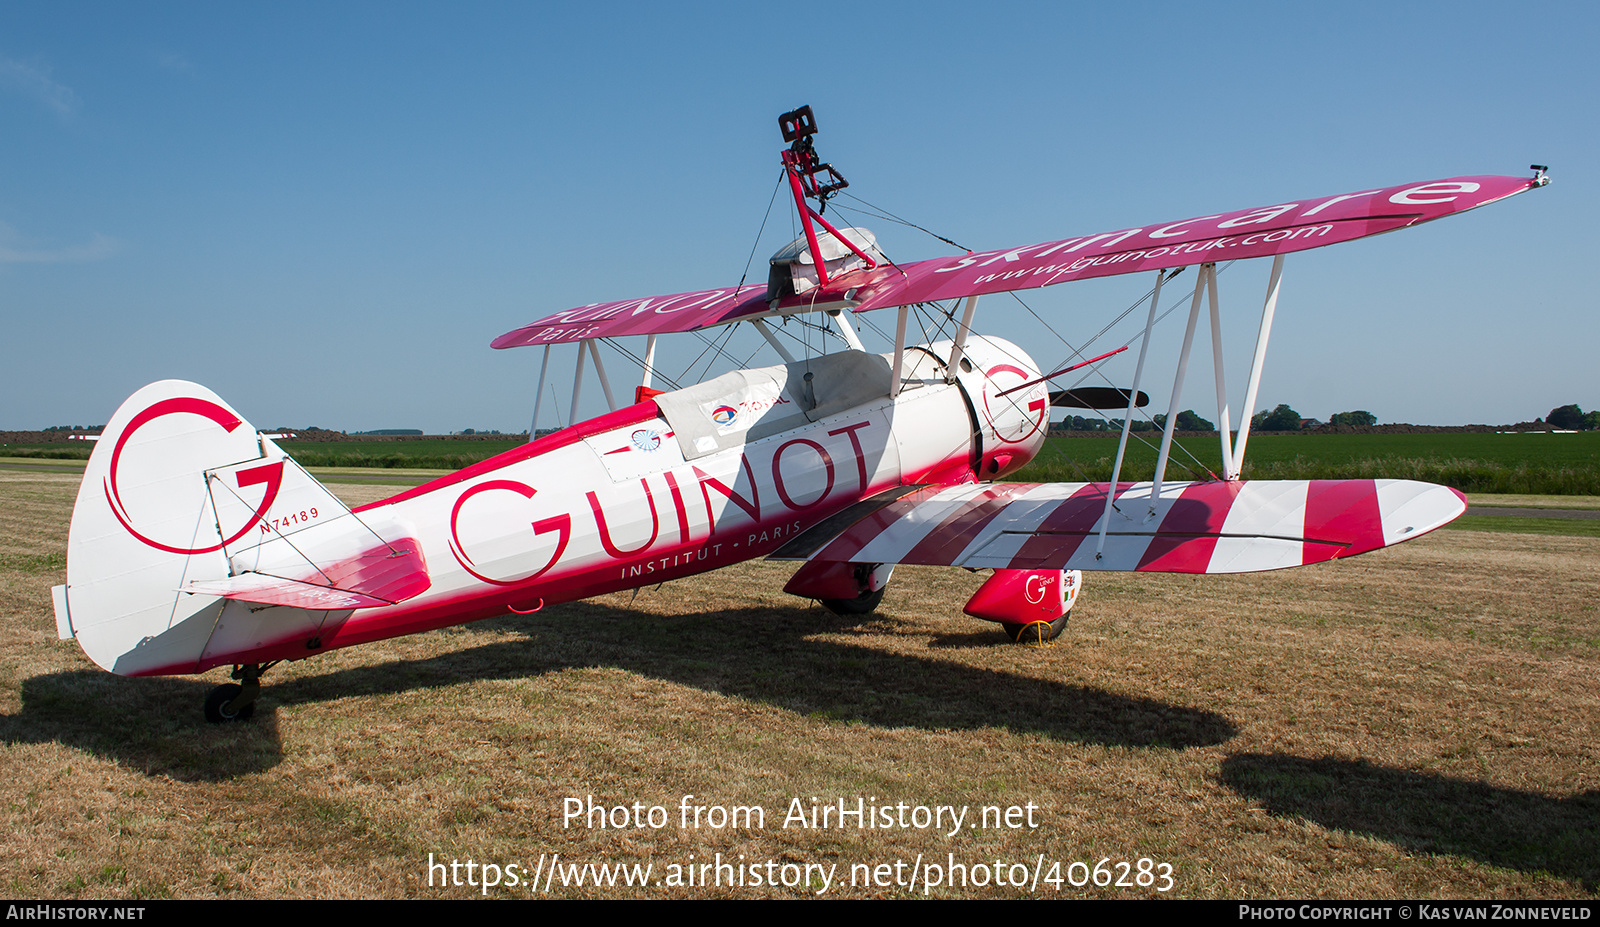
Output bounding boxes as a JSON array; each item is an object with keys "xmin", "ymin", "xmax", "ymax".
[{"xmin": 771, "ymin": 479, "xmax": 1465, "ymax": 574}]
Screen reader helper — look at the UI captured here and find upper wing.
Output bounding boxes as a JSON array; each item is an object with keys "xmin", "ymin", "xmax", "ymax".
[
  {"xmin": 492, "ymin": 174, "xmax": 1541, "ymax": 348},
  {"xmin": 492, "ymin": 283, "xmax": 772, "ymax": 349},
  {"xmin": 846, "ymin": 174, "xmax": 1539, "ymax": 311},
  {"xmin": 770, "ymin": 479, "xmax": 1467, "ymax": 574}
]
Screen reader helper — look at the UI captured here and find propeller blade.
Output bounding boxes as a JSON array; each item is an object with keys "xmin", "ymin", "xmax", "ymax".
[{"xmin": 1048, "ymin": 388, "xmax": 1149, "ymax": 410}]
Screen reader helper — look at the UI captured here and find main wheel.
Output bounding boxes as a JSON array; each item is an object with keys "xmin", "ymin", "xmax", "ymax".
[
  {"xmin": 204, "ymin": 683, "xmax": 257, "ymax": 723},
  {"xmin": 820, "ymin": 586, "xmax": 885, "ymax": 616},
  {"xmin": 1001, "ymin": 611, "xmax": 1069, "ymax": 644}
]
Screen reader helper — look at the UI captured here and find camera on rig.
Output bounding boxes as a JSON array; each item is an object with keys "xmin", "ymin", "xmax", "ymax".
[{"xmin": 778, "ymin": 105, "xmax": 849, "ymax": 205}]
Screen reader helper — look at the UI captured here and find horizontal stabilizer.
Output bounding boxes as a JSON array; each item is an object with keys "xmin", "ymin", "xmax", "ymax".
[
  {"xmin": 772, "ymin": 479, "xmax": 1466, "ymax": 574},
  {"xmin": 185, "ymin": 575, "xmax": 394, "ymax": 610},
  {"xmin": 183, "ymin": 538, "xmax": 429, "ymax": 610}
]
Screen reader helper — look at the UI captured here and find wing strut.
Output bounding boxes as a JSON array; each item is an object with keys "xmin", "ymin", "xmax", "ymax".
[
  {"xmin": 890, "ymin": 306, "xmax": 909, "ymax": 398},
  {"xmin": 947, "ymin": 294, "xmax": 981, "ymax": 380},
  {"xmin": 528, "ymin": 343, "xmax": 552, "ymax": 442},
  {"xmin": 568, "ymin": 342, "xmax": 587, "ymax": 425},
  {"xmin": 751, "ymin": 319, "xmax": 797, "ymax": 363},
  {"xmin": 827, "ymin": 309, "xmax": 865, "ymax": 351},
  {"xmin": 640, "ymin": 334, "xmax": 658, "ymax": 390},
  {"xmin": 1230, "ymin": 254, "xmax": 1286, "ymax": 478},
  {"xmin": 1207, "ymin": 262, "xmax": 1235, "ymax": 479},
  {"xmin": 1096, "ymin": 268, "xmax": 1170, "ymax": 558},
  {"xmin": 589, "ymin": 339, "xmax": 618, "ymax": 411},
  {"xmin": 1152, "ymin": 266, "xmax": 1211, "ymax": 507},
  {"xmin": 1146, "ymin": 257, "xmax": 1291, "ymax": 495}
]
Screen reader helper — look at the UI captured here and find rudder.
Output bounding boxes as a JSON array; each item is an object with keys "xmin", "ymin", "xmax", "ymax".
[{"xmin": 57, "ymin": 380, "xmax": 427, "ymax": 676}]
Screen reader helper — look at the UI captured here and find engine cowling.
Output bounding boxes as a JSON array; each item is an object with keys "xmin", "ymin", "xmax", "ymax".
[{"xmin": 943, "ymin": 337, "xmax": 1049, "ymax": 480}]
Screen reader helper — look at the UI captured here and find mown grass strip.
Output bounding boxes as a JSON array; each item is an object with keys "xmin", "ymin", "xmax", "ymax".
[
  {"xmin": 1013, "ymin": 453, "xmax": 1600, "ymax": 496},
  {"xmin": 1471, "ymin": 493, "xmax": 1600, "ymax": 510},
  {"xmin": 1444, "ymin": 516, "xmax": 1600, "ymax": 538},
  {"xmin": 0, "ymin": 552, "xmax": 67, "ymax": 574}
]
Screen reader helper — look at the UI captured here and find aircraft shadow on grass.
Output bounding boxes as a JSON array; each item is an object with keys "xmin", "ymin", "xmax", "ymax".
[
  {"xmin": 4, "ymin": 600, "xmax": 1234, "ymax": 779},
  {"xmin": 1220, "ymin": 753, "xmax": 1598, "ymax": 890}
]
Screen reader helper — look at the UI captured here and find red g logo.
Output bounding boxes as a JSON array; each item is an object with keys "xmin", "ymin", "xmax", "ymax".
[
  {"xmin": 104, "ymin": 397, "xmax": 284, "ymax": 555},
  {"xmin": 981, "ymin": 364, "xmax": 1047, "ymax": 445},
  {"xmin": 1024, "ymin": 572, "xmax": 1054, "ymax": 605},
  {"xmin": 448, "ymin": 479, "xmax": 571, "ymax": 586}
]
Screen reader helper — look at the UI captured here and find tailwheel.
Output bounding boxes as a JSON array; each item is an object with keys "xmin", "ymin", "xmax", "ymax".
[
  {"xmin": 203, "ymin": 662, "xmax": 272, "ymax": 723},
  {"xmin": 1002, "ymin": 612, "xmax": 1069, "ymax": 644},
  {"xmin": 204, "ymin": 684, "xmax": 255, "ymax": 723}
]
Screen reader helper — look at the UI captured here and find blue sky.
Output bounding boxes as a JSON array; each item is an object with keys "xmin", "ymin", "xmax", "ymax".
[{"xmin": 1, "ymin": 2, "xmax": 1593, "ymax": 433}]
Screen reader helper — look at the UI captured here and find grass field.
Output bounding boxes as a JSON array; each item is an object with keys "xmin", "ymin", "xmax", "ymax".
[
  {"xmin": 1449, "ymin": 516, "xmax": 1600, "ymax": 538},
  {"xmin": 1, "ymin": 470, "xmax": 1595, "ymax": 899},
  {"xmin": 10, "ymin": 431, "xmax": 1598, "ymax": 495},
  {"xmin": 1016, "ymin": 431, "xmax": 1600, "ymax": 495}
]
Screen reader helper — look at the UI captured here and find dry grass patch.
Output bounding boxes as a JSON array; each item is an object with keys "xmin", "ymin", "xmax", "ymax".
[{"xmin": 1, "ymin": 474, "xmax": 1594, "ymax": 898}]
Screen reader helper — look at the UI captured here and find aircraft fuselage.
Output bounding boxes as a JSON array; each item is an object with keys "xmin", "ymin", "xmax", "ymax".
[{"xmin": 180, "ymin": 338, "xmax": 1049, "ymax": 672}]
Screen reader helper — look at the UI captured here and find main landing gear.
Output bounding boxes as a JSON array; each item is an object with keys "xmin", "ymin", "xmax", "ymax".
[
  {"xmin": 203, "ymin": 662, "xmax": 275, "ymax": 723},
  {"xmin": 821, "ymin": 585, "xmax": 886, "ymax": 616},
  {"xmin": 786, "ymin": 560, "xmax": 895, "ymax": 617},
  {"xmin": 819, "ymin": 562, "xmax": 894, "ymax": 616}
]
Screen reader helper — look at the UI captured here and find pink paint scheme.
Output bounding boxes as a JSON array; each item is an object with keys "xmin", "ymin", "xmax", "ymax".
[
  {"xmin": 51, "ymin": 113, "xmax": 1545, "ymax": 720},
  {"xmin": 491, "ymin": 175, "xmax": 1540, "ymax": 348},
  {"xmin": 182, "ymin": 538, "xmax": 428, "ymax": 610},
  {"xmin": 963, "ymin": 568, "xmax": 1079, "ymax": 628},
  {"xmin": 61, "ymin": 340, "xmax": 1008, "ymax": 677}
]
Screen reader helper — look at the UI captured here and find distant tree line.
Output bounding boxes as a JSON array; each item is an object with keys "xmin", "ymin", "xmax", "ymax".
[
  {"xmin": 1250, "ymin": 404, "xmax": 1304, "ymax": 430},
  {"xmin": 1328, "ymin": 410, "xmax": 1377, "ymax": 427},
  {"xmin": 1545, "ymin": 404, "xmax": 1600, "ymax": 431},
  {"xmin": 1057, "ymin": 402, "xmax": 1598, "ymax": 433},
  {"xmin": 1054, "ymin": 410, "xmax": 1214, "ymax": 433},
  {"xmin": 1243, "ymin": 406, "xmax": 1372, "ymax": 430}
]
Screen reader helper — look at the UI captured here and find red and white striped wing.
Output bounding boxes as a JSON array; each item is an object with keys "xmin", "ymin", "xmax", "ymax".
[{"xmin": 775, "ymin": 480, "xmax": 1466, "ymax": 574}]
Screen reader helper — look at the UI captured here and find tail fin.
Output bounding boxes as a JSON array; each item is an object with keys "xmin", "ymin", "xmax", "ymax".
[{"xmin": 57, "ymin": 381, "xmax": 429, "ymax": 676}]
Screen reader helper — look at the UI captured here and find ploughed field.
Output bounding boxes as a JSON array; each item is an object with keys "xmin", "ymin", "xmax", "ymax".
[{"xmin": 1, "ymin": 470, "xmax": 1595, "ymax": 898}]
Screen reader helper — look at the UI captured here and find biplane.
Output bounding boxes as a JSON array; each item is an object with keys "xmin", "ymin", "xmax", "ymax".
[{"xmin": 52, "ymin": 106, "xmax": 1547, "ymax": 721}]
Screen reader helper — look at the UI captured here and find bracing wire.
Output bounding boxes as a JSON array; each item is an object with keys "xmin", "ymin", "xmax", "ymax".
[
  {"xmin": 684, "ymin": 323, "xmax": 743, "ymax": 386},
  {"xmin": 595, "ymin": 167, "xmax": 1247, "ymax": 486},
  {"xmin": 833, "ymin": 192, "xmax": 971, "ymax": 252},
  {"xmin": 731, "ymin": 171, "xmax": 787, "ymax": 293},
  {"xmin": 602, "ymin": 338, "xmax": 684, "ymax": 393}
]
